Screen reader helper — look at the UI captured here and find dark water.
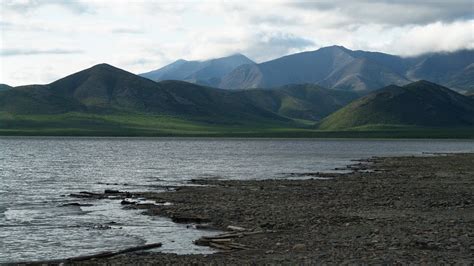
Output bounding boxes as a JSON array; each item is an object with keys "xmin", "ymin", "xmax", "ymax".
[{"xmin": 1, "ymin": 137, "xmax": 473, "ymax": 262}]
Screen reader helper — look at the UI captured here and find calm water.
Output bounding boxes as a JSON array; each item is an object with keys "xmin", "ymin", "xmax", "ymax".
[{"xmin": 1, "ymin": 137, "xmax": 473, "ymax": 263}]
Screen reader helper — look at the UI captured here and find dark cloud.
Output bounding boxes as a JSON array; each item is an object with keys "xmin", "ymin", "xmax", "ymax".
[
  {"xmin": 1, "ymin": 48, "xmax": 83, "ymax": 56},
  {"xmin": 3, "ymin": 0, "xmax": 90, "ymax": 14},
  {"xmin": 289, "ymin": 0, "xmax": 473, "ymax": 25}
]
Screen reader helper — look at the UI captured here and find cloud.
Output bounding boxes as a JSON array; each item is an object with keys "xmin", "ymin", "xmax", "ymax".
[
  {"xmin": 1, "ymin": 0, "xmax": 473, "ymax": 86},
  {"xmin": 288, "ymin": 0, "xmax": 474, "ymax": 26},
  {"xmin": 111, "ymin": 28, "xmax": 144, "ymax": 34},
  {"xmin": 0, "ymin": 48, "xmax": 84, "ymax": 56},
  {"xmin": 389, "ymin": 20, "xmax": 474, "ymax": 56},
  {"xmin": 243, "ymin": 32, "xmax": 316, "ymax": 62},
  {"xmin": 2, "ymin": 0, "xmax": 90, "ymax": 14}
]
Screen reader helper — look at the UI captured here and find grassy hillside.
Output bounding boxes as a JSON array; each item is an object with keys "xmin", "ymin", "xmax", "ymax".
[
  {"xmin": 1, "ymin": 112, "xmax": 473, "ymax": 138},
  {"xmin": 234, "ymin": 84, "xmax": 360, "ymax": 121},
  {"xmin": 0, "ymin": 64, "xmax": 359, "ymax": 125},
  {"xmin": 319, "ymin": 81, "xmax": 474, "ymax": 130},
  {"xmin": 1, "ymin": 64, "xmax": 473, "ymax": 138}
]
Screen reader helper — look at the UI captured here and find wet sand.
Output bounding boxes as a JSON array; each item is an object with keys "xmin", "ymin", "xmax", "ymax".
[{"xmin": 26, "ymin": 153, "xmax": 474, "ymax": 264}]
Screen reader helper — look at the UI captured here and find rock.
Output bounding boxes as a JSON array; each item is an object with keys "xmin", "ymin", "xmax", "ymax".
[
  {"xmin": 105, "ymin": 189, "xmax": 120, "ymax": 194},
  {"xmin": 91, "ymin": 224, "xmax": 112, "ymax": 230},
  {"xmin": 171, "ymin": 216, "xmax": 210, "ymax": 224},
  {"xmin": 195, "ymin": 223, "xmax": 214, "ymax": 230},
  {"xmin": 60, "ymin": 203, "xmax": 93, "ymax": 207},
  {"xmin": 121, "ymin": 199, "xmax": 136, "ymax": 205},
  {"xmin": 293, "ymin": 244, "xmax": 306, "ymax": 251}
]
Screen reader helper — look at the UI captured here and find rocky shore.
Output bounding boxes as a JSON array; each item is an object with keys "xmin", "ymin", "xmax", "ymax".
[{"xmin": 26, "ymin": 153, "xmax": 474, "ymax": 264}]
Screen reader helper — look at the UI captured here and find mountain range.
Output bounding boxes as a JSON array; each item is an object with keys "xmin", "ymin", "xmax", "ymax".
[
  {"xmin": 1, "ymin": 50, "xmax": 473, "ymax": 137},
  {"xmin": 140, "ymin": 54, "xmax": 254, "ymax": 88},
  {"xmin": 141, "ymin": 46, "xmax": 474, "ymax": 93}
]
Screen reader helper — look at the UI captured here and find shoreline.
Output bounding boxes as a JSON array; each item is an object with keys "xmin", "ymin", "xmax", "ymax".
[{"xmin": 17, "ymin": 153, "xmax": 474, "ymax": 264}]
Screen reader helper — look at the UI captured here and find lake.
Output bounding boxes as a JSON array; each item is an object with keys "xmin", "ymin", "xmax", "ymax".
[{"xmin": 1, "ymin": 137, "xmax": 473, "ymax": 263}]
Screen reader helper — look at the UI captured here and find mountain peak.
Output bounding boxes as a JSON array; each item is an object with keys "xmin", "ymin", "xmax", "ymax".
[
  {"xmin": 90, "ymin": 63, "xmax": 115, "ymax": 69},
  {"xmin": 226, "ymin": 53, "xmax": 249, "ymax": 59},
  {"xmin": 319, "ymin": 45, "xmax": 351, "ymax": 52},
  {"xmin": 86, "ymin": 63, "xmax": 126, "ymax": 74}
]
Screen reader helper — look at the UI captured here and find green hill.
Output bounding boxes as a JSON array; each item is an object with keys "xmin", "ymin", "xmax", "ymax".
[
  {"xmin": 2, "ymin": 64, "xmax": 472, "ymax": 137},
  {"xmin": 0, "ymin": 64, "xmax": 288, "ymax": 123},
  {"xmin": 318, "ymin": 81, "xmax": 474, "ymax": 130},
  {"xmin": 236, "ymin": 84, "xmax": 360, "ymax": 121},
  {"xmin": 0, "ymin": 64, "xmax": 360, "ymax": 135}
]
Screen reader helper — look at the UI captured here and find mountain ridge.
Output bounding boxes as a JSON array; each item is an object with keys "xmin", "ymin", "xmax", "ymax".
[
  {"xmin": 141, "ymin": 46, "xmax": 473, "ymax": 93},
  {"xmin": 220, "ymin": 47, "xmax": 474, "ymax": 92}
]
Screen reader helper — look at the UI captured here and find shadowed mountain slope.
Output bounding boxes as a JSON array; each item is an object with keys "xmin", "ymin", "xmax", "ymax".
[
  {"xmin": 318, "ymin": 81, "xmax": 474, "ymax": 130},
  {"xmin": 220, "ymin": 46, "xmax": 410, "ymax": 91},
  {"xmin": 219, "ymin": 47, "xmax": 473, "ymax": 92},
  {"xmin": 0, "ymin": 84, "xmax": 12, "ymax": 92}
]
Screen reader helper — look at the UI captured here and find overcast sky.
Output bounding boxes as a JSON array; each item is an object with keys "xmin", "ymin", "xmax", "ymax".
[{"xmin": 1, "ymin": 0, "xmax": 473, "ymax": 86}]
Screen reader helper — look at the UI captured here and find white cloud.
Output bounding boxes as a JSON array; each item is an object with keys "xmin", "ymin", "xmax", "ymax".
[
  {"xmin": 391, "ymin": 21, "xmax": 474, "ymax": 56},
  {"xmin": 0, "ymin": 0, "xmax": 473, "ymax": 86}
]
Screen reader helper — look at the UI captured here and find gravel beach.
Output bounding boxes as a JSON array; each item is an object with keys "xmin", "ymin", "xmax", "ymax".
[{"xmin": 22, "ymin": 153, "xmax": 474, "ymax": 265}]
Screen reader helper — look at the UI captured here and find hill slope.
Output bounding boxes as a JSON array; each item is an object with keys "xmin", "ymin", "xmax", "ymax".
[
  {"xmin": 140, "ymin": 54, "xmax": 254, "ymax": 87},
  {"xmin": 235, "ymin": 84, "xmax": 359, "ymax": 121},
  {"xmin": 0, "ymin": 84, "xmax": 12, "ymax": 92},
  {"xmin": 319, "ymin": 81, "xmax": 474, "ymax": 130},
  {"xmin": 0, "ymin": 64, "xmax": 288, "ymax": 124},
  {"xmin": 0, "ymin": 64, "xmax": 358, "ymax": 125}
]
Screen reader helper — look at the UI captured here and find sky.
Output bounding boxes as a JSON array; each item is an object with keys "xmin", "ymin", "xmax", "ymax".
[{"xmin": 1, "ymin": 0, "xmax": 473, "ymax": 86}]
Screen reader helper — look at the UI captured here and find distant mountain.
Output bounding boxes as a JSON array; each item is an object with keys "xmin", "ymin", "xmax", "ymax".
[
  {"xmin": 0, "ymin": 64, "xmax": 358, "ymax": 124},
  {"xmin": 220, "ymin": 46, "xmax": 411, "ymax": 91},
  {"xmin": 318, "ymin": 81, "xmax": 474, "ymax": 130},
  {"xmin": 0, "ymin": 84, "xmax": 12, "ymax": 91},
  {"xmin": 140, "ymin": 54, "xmax": 254, "ymax": 87},
  {"xmin": 406, "ymin": 50, "xmax": 474, "ymax": 93},
  {"xmin": 219, "ymin": 46, "xmax": 474, "ymax": 92}
]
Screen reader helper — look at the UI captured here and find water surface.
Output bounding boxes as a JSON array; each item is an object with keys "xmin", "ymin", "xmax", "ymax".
[{"xmin": 1, "ymin": 137, "xmax": 473, "ymax": 262}]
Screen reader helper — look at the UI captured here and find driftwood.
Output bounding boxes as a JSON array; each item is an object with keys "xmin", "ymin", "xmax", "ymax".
[
  {"xmin": 195, "ymin": 230, "xmax": 275, "ymax": 251},
  {"xmin": 66, "ymin": 243, "xmax": 162, "ymax": 261},
  {"xmin": 227, "ymin": 225, "xmax": 246, "ymax": 231},
  {"xmin": 16, "ymin": 243, "xmax": 163, "ymax": 264}
]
